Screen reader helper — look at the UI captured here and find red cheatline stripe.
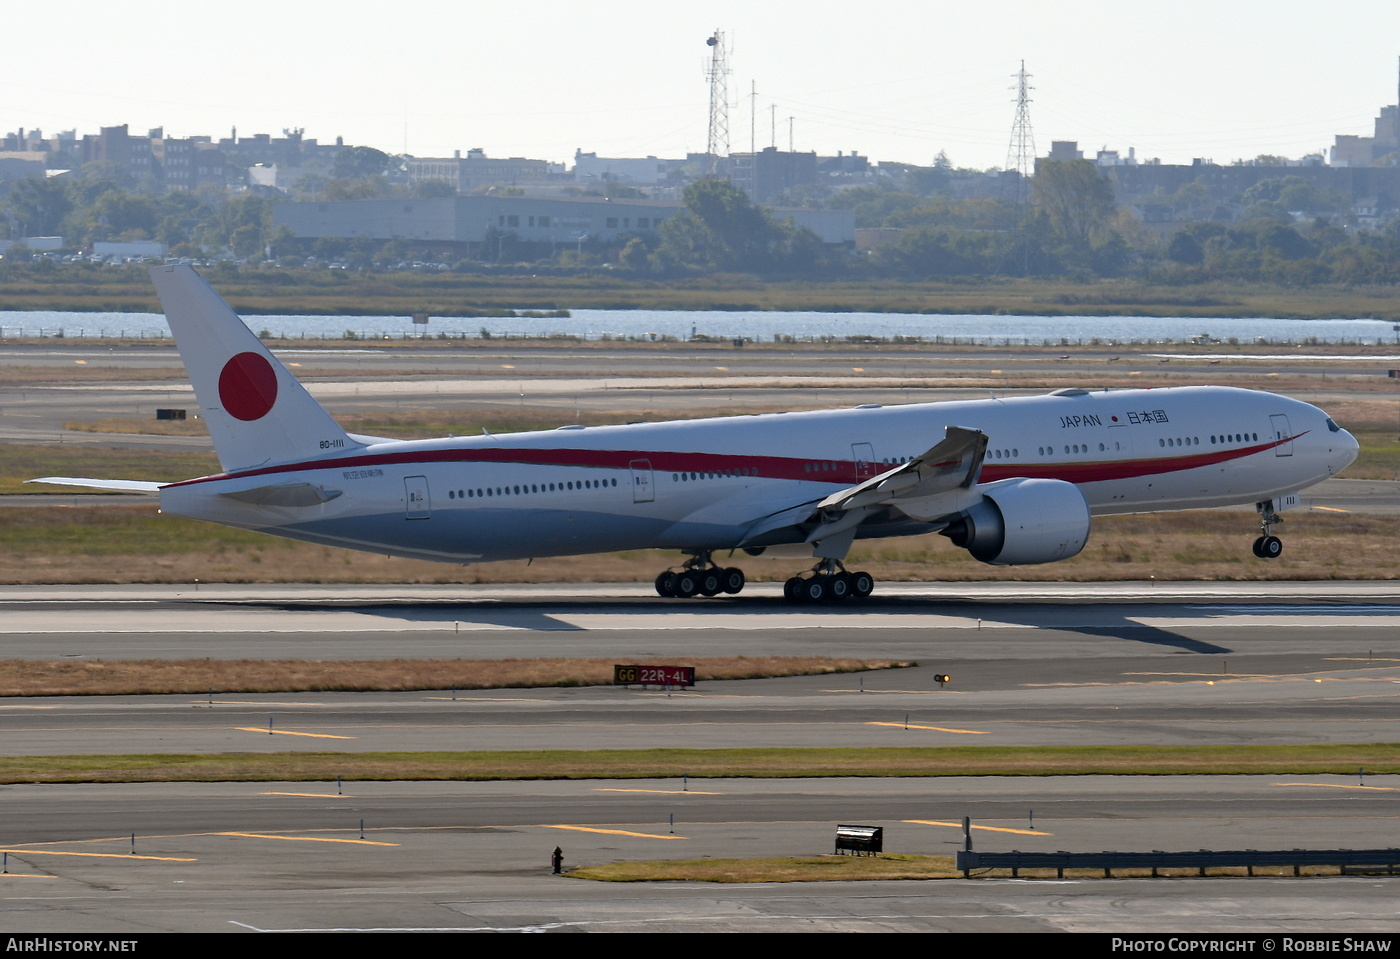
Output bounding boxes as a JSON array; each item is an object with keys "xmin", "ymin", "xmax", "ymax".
[{"xmin": 163, "ymin": 434, "xmax": 1304, "ymax": 491}]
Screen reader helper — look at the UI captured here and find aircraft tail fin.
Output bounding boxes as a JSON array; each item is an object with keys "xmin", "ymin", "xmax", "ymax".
[{"xmin": 149, "ymin": 265, "xmax": 363, "ymax": 473}]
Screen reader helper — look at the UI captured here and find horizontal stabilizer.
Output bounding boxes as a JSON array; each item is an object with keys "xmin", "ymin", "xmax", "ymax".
[
  {"xmin": 26, "ymin": 477, "xmax": 162, "ymax": 493},
  {"xmin": 220, "ymin": 484, "xmax": 344, "ymax": 508}
]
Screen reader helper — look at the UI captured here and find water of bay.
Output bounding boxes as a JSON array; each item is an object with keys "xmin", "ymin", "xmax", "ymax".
[{"xmin": 0, "ymin": 308, "xmax": 1395, "ymax": 346}]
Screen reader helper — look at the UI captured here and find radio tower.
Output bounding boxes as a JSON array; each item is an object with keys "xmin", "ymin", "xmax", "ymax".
[
  {"xmin": 1005, "ymin": 61, "xmax": 1036, "ymax": 207},
  {"xmin": 705, "ymin": 30, "xmax": 730, "ymax": 176}
]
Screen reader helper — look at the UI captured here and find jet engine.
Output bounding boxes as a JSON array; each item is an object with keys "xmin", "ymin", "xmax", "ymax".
[{"xmin": 940, "ymin": 478, "xmax": 1090, "ymax": 566}]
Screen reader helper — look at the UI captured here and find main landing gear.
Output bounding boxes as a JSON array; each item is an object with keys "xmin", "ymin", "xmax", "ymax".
[
  {"xmin": 654, "ymin": 552, "xmax": 746, "ymax": 598},
  {"xmin": 653, "ymin": 553, "xmax": 876, "ymax": 602},
  {"xmin": 1252, "ymin": 500, "xmax": 1284, "ymax": 559},
  {"xmin": 783, "ymin": 560, "xmax": 875, "ymax": 604}
]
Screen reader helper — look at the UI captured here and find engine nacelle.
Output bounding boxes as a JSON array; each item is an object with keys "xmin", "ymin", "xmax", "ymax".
[{"xmin": 940, "ymin": 478, "xmax": 1090, "ymax": 566}]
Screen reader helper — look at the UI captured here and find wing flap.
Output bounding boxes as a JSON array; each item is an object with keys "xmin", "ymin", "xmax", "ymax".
[
  {"xmin": 819, "ymin": 426, "xmax": 987, "ymax": 514},
  {"xmin": 738, "ymin": 426, "xmax": 989, "ymax": 551}
]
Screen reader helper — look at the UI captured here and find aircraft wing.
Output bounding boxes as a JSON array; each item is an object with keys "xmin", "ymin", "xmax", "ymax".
[
  {"xmin": 738, "ymin": 426, "xmax": 988, "ymax": 551},
  {"xmin": 817, "ymin": 426, "xmax": 987, "ymax": 517},
  {"xmin": 26, "ymin": 477, "xmax": 163, "ymax": 493}
]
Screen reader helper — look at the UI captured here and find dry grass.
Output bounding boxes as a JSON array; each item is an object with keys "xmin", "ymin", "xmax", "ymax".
[
  {"xmin": 0, "ymin": 365, "xmax": 187, "ymax": 385},
  {"xmin": 63, "ymin": 417, "xmax": 210, "ymax": 437},
  {"xmin": 572, "ymin": 855, "xmax": 960, "ymax": 882},
  {"xmin": 2, "ymin": 744, "xmax": 1397, "ymax": 785},
  {"xmin": 0, "ymin": 656, "xmax": 907, "ymax": 697}
]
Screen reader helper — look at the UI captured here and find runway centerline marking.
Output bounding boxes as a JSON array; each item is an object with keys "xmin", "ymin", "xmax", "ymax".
[
  {"xmin": 217, "ymin": 832, "xmax": 398, "ymax": 846},
  {"xmin": 540, "ymin": 825, "xmax": 686, "ymax": 840},
  {"xmin": 425, "ymin": 696, "xmax": 554, "ymax": 703},
  {"xmin": 1273, "ymin": 782, "xmax": 1400, "ymax": 792},
  {"xmin": 867, "ymin": 721, "xmax": 988, "ymax": 734},
  {"xmin": 594, "ymin": 788, "xmax": 723, "ymax": 796},
  {"xmin": 261, "ymin": 791, "xmax": 348, "ymax": 798},
  {"xmin": 905, "ymin": 820, "xmax": 1052, "ymax": 836},
  {"xmin": 234, "ymin": 728, "xmax": 355, "ymax": 739}
]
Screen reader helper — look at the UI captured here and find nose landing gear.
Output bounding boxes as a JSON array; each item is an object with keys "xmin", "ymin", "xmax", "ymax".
[{"xmin": 1252, "ymin": 500, "xmax": 1284, "ymax": 559}]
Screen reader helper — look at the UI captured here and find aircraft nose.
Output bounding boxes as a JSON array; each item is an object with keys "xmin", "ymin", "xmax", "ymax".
[{"xmin": 1332, "ymin": 427, "xmax": 1359, "ymax": 474}]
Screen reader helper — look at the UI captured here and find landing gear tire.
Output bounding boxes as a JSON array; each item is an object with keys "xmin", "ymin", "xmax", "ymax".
[
  {"xmin": 828, "ymin": 573, "xmax": 852, "ymax": 602},
  {"xmin": 698, "ymin": 568, "xmax": 723, "ymax": 596},
  {"xmin": 674, "ymin": 571, "xmax": 700, "ymax": 598},
  {"xmin": 849, "ymin": 571, "xmax": 874, "ymax": 599},
  {"xmin": 1260, "ymin": 535, "xmax": 1282, "ymax": 559},
  {"xmin": 719, "ymin": 567, "xmax": 746, "ymax": 595},
  {"xmin": 655, "ymin": 571, "xmax": 678, "ymax": 597},
  {"xmin": 783, "ymin": 577, "xmax": 802, "ymax": 602},
  {"xmin": 798, "ymin": 577, "xmax": 828, "ymax": 603}
]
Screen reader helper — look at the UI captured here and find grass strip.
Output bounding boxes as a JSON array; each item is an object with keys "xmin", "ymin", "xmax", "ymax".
[
  {"xmin": 571, "ymin": 855, "xmax": 960, "ymax": 882},
  {"xmin": 3, "ymin": 744, "xmax": 1398, "ymax": 784},
  {"xmin": 568, "ymin": 856, "xmax": 1357, "ymax": 882},
  {"xmin": 0, "ymin": 656, "xmax": 906, "ymax": 697}
]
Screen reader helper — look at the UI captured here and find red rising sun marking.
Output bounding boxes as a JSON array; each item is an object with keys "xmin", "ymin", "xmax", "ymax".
[{"xmin": 218, "ymin": 352, "xmax": 278, "ymax": 421}]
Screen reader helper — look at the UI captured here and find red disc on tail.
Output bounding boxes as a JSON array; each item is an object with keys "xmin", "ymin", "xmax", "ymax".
[{"xmin": 218, "ymin": 352, "xmax": 278, "ymax": 421}]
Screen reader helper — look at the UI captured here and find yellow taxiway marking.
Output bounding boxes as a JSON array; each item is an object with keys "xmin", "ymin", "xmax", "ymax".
[
  {"xmin": 541, "ymin": 825, "xmax": 685, "ymax": 840},
  {"xmin": 1311, "ymin": 506, "xmax": 1350, "ymax": 513},
  {"xmin": 288, "ymin": 362, "xmax": 301, "ymax": 367},
  {"xmin": 1274, "ymin": 782, "xmax": 1399, "ymax": 792},
  {"xmin": 73, "ymin": 360, "xmax": 86, "ymax": 365},
  {"xmin": 217, "ymin": 832, "xmax": 398, "ymax": 846},
  {"xmin": 867, "ymin": 721, "xmax": 988, "ymax": 735},
  {"xmin": 500, "ymin": 364, "xmax": 515, "ymax": 369},
  {"xmin": 595, "ymin": 788, "xmax": 724, "ymax": 796},
  {"xmin": 0, "ymin": 849, "xmax": 197, "ymax": 861},
  {"xmin": 0, "ymin": 705, "xmax": 56, "ymax": 710},
  {"xmin": 905, "ymin": 820, "xmax": 1051, "ymax": 837},
  {"xmin": 0, "ymin": 873, "xmax": 57, "ymax": 879},
  {"xmin": 714, "ymin": 366, "xmax": 728, "ymax": 370},
  {"xmin": 234, "ymin": 728, "xmax": 355, "ymax": 739},
  {"xmin": 261, "ymin": 792, "xmax": 346, "ymax": 798}
]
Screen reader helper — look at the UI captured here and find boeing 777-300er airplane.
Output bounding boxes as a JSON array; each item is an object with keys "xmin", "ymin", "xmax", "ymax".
[{"xmin": 32, "ymin": 265, "xmax": 1360, "ymax": 602}]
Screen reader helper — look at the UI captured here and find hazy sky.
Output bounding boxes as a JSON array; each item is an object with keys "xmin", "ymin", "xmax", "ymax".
[{"xmin": 11, "ymin": 1, "xmax": 1400, "ymax": 171}]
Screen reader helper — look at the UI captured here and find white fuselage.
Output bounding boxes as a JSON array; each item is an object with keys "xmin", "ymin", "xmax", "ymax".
[{"xmin": 158, "ymin": 386, "xmax": 1358, "ymax": 565}]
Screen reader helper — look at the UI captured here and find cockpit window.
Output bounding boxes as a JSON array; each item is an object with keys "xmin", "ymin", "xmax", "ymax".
[{"xmin": 1326, "ymin": 418, "xmax": 1340, "ymax": 433}]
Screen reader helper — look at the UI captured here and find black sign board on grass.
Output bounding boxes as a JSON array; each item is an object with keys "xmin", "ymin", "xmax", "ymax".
[{"xmin": 614, "ymin": 665, "xmax": 695, "ymax": 688}]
